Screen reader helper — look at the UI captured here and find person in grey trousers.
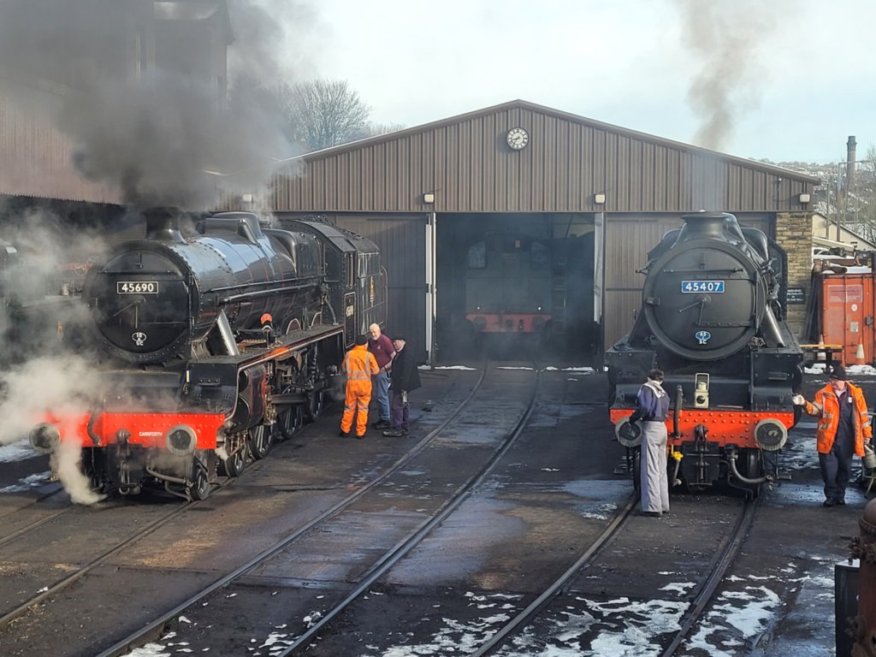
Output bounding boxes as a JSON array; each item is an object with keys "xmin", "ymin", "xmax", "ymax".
[{"xmin": 628, "ymin": 368, "xmax": 671, "ymax": 517}]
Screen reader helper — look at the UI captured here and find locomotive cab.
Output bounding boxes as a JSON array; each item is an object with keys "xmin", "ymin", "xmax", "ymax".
[{"xmin": 280, "ymin": 218, "xmax": 386, "ymax": 347}]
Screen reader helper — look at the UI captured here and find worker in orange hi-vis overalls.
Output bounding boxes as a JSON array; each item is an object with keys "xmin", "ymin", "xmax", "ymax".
[{"xmin": 340, "ymin": 334, "xmax": 380, "ymax": 439}]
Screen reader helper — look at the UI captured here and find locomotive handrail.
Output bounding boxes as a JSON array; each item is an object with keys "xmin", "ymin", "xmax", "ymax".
[
  {"xmin": 209, "ymin": 275, "xmax": 321, "ymax": 293},
  {"xmin": 218, "ymin": 286, "xmax": 314, "ymax": 304}
]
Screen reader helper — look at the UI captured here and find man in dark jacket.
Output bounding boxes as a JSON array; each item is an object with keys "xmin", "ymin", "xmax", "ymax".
[
  {"xmin": 794, "ymin": 364, "xmax": 873, "ymax": 506},
  {"xmin": 382, "ymin": 336, "xmax": 421, "ymax": 437}
]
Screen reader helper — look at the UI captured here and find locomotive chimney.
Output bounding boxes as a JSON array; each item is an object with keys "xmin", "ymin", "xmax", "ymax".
[
  {"xmin": 143, "ymin": 207, "xmax": 185, "ymax": 243},
  {"xmin": 680, "ymin": 212, "xmax": 730, "ymax": 239},
  {"xmin": 847, "ymin": 135, "xmax": 857, "ymax": 192}
]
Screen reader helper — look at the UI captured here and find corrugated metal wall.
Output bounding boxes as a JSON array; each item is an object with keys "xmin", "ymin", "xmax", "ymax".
[
  {"xmin": 271, "ymin": 101, "xmax": 817, "ymax": 216},
  {"xmin": 603, "ymin": 213, "xmax": 772, "ymax": 349},
  {"xmin": 270, "ymin": 100, "xmax": 816, "ymax": 360},
  {"xmin": 0, "ymin": 93, "xmax": 119, "ymax": 204},
  {"xmin": 284, "ymin": 214, "xmax": 429, "ymax": 363}
]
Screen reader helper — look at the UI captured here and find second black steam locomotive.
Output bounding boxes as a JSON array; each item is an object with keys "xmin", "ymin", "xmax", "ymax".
[
  {"xmin": 606, "ymin": 212, "xmax": 803, "ymax": 494},
  {"xmin": 30, "ymin": 209, "xmax": 385, "ymax": 500}
]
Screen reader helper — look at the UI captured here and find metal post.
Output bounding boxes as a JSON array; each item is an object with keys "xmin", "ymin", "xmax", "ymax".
[{"xmin": 425, "ymin": 212, "xmax": 437, "ymax": 366}]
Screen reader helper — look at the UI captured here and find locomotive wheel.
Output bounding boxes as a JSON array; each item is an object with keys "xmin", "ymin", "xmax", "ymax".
[
  {"xmin": 249, "ymin": 425, "xmax": 272, "ymax": 460},
  {"xmin": 307, "ymin": 389, "xmax": 325, "ymax": 421},
  {"xmin": 188, "ymin": 461, "xmax": 211, "ymax": 501},
  {"xmin": 223, "ymin": 448, "xmax": 246, "ymax": 477},
  {"xmin": 275, "ymin": 405, "xmax": 304, "ymax": 441},
  {"xmin": 742, "ymin": 450, "xmax": 763, "ymax": 499}
]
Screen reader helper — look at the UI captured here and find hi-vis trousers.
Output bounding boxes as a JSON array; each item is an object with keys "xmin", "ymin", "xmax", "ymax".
[{"xmin": 341, "ymin": 381, "xmax": 372, "ymax": 437}]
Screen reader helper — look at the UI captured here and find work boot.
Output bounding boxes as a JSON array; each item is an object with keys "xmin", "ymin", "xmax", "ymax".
[
  {"xmin": 339, "ymin": 430, "xmax": 350, "ymax": 438},
  {"xmin": 372, "ymin": 420, "xmax": 391, "ymax": 430}
]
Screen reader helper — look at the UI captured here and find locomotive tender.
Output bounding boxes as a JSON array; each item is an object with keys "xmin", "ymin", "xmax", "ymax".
[
  {"xmin": 30, "ymin": 208, "xmax": 385, "ymax": 500},
  {"xmin": 606, "ymin": 211, "xmax": 803, "ymax": 493}
]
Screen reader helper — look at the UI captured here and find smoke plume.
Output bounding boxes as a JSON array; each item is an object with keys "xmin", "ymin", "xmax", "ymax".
[
  {"xmin": 674, "ymin": 0, "xmax": 782, "ymax": 152},
  {"xmin": 0, "ymin": 0, "xmax": 314, "ymax": 210}
]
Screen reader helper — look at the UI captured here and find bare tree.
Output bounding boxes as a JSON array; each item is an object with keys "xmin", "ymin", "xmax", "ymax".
[
  {"xmin": 363, "ymin": 122, "xmax": 406, "ymax": 138},
  {"xmin": 280, "ymin": 80, "xmax": 371, "ymax": 151}
]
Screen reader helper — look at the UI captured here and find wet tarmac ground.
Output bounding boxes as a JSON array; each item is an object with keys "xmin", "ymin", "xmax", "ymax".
[{"xmin": 0, "ymin": 363, "xmax": 872, "ymax": 656}]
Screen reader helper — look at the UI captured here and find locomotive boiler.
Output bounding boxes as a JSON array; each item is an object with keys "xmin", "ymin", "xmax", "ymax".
[
  {"xmin": 29, "ymin": 208, "xmax": 385, "ymax": 500},
  {"xmin": 606, "ymin": 211, "xmax": 803, "ymax": 494}
]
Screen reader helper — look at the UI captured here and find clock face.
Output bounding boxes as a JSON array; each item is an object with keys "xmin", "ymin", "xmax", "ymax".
[{"xmin": 506, "ymin": 127, "xmax": 529, "ymax": 150}]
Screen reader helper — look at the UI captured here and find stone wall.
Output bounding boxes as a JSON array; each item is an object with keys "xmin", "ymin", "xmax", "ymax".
[{"xmin": 775, "ymin": 212, "xmax": 812, "ymax": 338}]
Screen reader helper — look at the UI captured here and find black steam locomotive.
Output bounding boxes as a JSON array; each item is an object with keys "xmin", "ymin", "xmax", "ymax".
[
  {"xmin": 30, "ymin": 209, "xmax": 385, "ymax": 500},
  {"xmin": 606, "ymin": 212, "xmax": 803, "ymax": 494}
]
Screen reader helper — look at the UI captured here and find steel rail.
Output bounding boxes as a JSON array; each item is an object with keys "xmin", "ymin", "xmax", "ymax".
[
  {"xmin": 0, "ymin": 446, "xmax": 263, "ymax": 628},
  {"xmin": 96, "ymin": 362, "xmax": 490, "ymax": 657},
  {"xmin": 471, "ymin": 493, "xmax": 638, "ymax": 657},
  {"xmin": 0, "ymin": 487, "xmax": 68, "ymax": 549},
  {"xmin": 659, "ymin": 497, "xmax": 758, "ymax": 657},
  {"xmin": 274, "ymin": 368, "xmax": 541, "ymax": 656},
  {"xmin": 469, "ymin": 494, "xmax": 757, "ymax": 657}
]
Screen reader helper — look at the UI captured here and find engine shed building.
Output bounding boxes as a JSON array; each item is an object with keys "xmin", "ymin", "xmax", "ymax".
[{"xmin": 268, "ymin": 99, "xmax": 819, "ymax": 364}]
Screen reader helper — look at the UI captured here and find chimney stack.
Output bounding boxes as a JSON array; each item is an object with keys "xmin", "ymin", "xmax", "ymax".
[{"xmin": 847, "ymin": 135, "xmax": 857, "ymax": 191}]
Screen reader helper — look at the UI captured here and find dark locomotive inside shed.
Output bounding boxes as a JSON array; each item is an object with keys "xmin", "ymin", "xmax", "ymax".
[{"xmin": 436, "ymin": 212, "xmax": 598, "ymax": 362}]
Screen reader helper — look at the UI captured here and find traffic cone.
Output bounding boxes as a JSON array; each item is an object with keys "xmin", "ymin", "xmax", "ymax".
[
  {"xmin": 817, "ymin": 334, "xmax": 826, "ymax": 361},
  {"xmin": 856, "ymin": 342, "xmax": 866, "ymax": 366}
]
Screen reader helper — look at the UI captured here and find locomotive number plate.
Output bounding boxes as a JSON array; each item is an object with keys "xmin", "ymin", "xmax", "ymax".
[
  {"xmin": 117, "ymin": 281, "xmax": 159, "ymax": 294},
  {"xmin": 681, "ymin": 280, "xmax": 725, "ymax": 293}
]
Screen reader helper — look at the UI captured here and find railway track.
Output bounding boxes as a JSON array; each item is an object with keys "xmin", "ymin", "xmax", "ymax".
[
  {"xmin": 262, "ymin": 369, "xmax": 763, "ymax": 657},
  {"xmin": 0, "ymin": 366, "xmax": 820, "ymax": 656},
  {"xmin": 475, "ymin": 497, "xmax": 758, "ymax": 657},
  {"xmin": 0, "ymin": 458, "xmax": 256, "ymax": 629},
  {"xmin": 95, "ymin": 364, "xmax": 535, "ymax": 657},
  {"xmin": 0, "ymin": 364, "xmax": 487, "ymax": 656}
]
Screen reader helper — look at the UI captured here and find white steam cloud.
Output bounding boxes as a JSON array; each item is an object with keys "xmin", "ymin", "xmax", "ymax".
[
  {"xmin": 0, "ymin": 207, "xmax": 110, "ymax": 505},
  {"xmin": 0, "ymin": 356, "xmax": 109, "ymax": 505}
]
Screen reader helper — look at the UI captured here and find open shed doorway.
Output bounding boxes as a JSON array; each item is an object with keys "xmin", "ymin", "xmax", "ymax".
[{"xmin": 435, "ymin": 212, "xmax": 599, "ymax": 363}]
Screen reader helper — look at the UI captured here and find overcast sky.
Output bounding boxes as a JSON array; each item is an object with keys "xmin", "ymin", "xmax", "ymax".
[{"xmin": 294, "ymin": 0, "xmax": 874, "ymax": 165}]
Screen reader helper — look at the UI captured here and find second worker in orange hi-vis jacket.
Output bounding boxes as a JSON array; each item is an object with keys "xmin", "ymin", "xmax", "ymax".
[
  {"xmin": 794, "ymin": 364, "xmax": 873, "ymax": 507},
  {"xmin": 340, "ymin": 334, "xmax": 380, "ymax": 439}
]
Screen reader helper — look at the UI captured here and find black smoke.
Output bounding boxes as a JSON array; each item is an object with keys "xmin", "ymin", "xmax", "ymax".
[{"xmin": 0, "ymin": 0, "xmax": 311, "ymax": 210}]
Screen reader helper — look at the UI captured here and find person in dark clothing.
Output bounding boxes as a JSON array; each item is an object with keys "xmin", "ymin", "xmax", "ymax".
[
  {"xmin": 628, "ymin": 368, "xmax": 670, "ymax": 517},
  {"xmin": 382, "ymin": 336, "xmax": 421, "ymax": 437},
  {"xmin": 794, "ymin": 365, "xmax": 873, "ymax": 506}
]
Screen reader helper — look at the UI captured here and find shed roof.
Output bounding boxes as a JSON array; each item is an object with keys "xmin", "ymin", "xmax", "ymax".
[{"xmin": 270, "ymin": 99, "xmax": 819, "ymax": 215}]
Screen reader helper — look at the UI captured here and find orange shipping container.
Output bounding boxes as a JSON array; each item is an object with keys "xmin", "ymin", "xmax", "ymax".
[{"xmin": 818, "ymin": 274, "xmax": 875, "ymax": 367}]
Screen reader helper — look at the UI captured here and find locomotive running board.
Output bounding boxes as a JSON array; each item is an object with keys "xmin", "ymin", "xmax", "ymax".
[{"xmin": 193, "ymin": 324, "xmax": 343, "ymax": 371}]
